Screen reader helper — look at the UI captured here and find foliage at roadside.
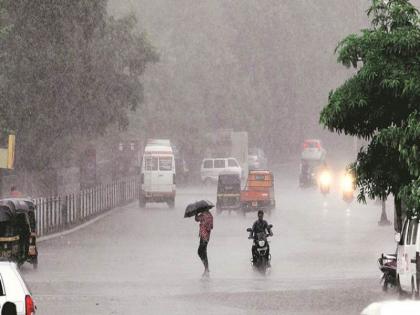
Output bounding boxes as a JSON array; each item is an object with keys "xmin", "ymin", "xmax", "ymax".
[
  {"xmin": 320, "ymin": 0, "xmax": 420, "ymax": 228},
  {"xmin": 380, "ymin": 111, "xmax": 420, "ymax": 216},
  {"xmin": 0, "ymin": 0, "xmax": 157, "ymax": 171}
]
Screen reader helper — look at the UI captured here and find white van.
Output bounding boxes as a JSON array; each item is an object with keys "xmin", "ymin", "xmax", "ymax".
[
  {"xmin": 140, "ymin": 143, "xmax": 176, "ymax": 208},
  {"xmin": 395, "ymin": 217, "xmax": 420, "ymax": 297},
  {"xmin": 200, "ymin": 157, "xmax": 242, "ymax": 185}
]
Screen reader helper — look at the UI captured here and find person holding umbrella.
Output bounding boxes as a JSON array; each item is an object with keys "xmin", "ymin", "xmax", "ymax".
[{"xmin": 185, "ymin": 200, "xmax": 214, "ymax": 277}]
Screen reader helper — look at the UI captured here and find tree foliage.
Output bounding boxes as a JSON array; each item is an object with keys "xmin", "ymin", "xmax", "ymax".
[
  {"xmin": 320, "ymin": 0, "xmax": 420, "ymax": 228},
  {"xmin": 380, "ymin": 111, "xmax": 420, "ymax": 215},
  {"xmin": 0, "ymin": 0, "xmax": 157, "ymax": 171}
]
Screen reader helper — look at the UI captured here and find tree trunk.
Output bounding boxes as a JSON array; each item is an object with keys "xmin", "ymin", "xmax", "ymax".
[
  {"xmin": 378, "ymin": 199, "xmax": 391, "ymax": 226},
  {"xmin": 394, "ymin": 196, "xmax": 403, "ymax": 233}
]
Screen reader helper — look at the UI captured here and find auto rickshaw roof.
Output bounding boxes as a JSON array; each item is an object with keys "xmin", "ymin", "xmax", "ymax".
[
  {"xmin": 0, "ymin": 199, "xmax": 32, "ymax": 213},
  {"xmin": 248, "ymin": 170, "xmax": 272, "ymax": 175},
  {"xmin": 0, "ymin": 205, "xmax": 14, "ymax": 222}
]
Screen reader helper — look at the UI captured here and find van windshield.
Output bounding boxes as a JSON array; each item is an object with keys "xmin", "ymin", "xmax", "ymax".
[{"xmin": 159, "ymin": 157, "xmax": 172, "ymax": 171}]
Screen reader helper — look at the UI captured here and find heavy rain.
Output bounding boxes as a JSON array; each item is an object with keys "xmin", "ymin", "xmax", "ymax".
[{"xmin": 0, "ymin": 0, "xmax": 419, "ymax": 314}]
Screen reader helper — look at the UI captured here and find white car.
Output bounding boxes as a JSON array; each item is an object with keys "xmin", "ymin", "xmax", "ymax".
[
  {"xmin": 0, "ymin": 262, "xmax": 35, "ymax": 314},
  {"xmin": 395, "ymin": 217, "xmax": 420, "ymax": 296},
  {"xmin": 200, "ymin": 158, "xmax": 242, "ymax": 185},
  {"xmin": 361, "ymin": 301, "xmax": 420, "ymax": 315}
]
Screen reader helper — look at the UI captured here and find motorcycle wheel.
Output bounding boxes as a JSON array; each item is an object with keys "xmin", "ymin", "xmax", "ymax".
[
  {"xmin": 382, "ymin": 278, "xmax": 389, "ymax": 292},
  {"xmin": 259, "ymin": 256, "xmax": 267, "ymax": 274}
]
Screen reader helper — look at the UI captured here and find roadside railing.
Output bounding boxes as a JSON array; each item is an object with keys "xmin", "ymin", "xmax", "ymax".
[{"xmin": 33, "ymin": 178, "xmax": 138, "ymax": 237}]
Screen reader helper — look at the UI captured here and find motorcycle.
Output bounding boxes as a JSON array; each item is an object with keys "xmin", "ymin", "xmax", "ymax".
[
  {"xmin": 378, "ymin": 253, "xmax": 397, "ymax": 292},
  {"xmin": 247, "ymin": 225, "xmax": 273, "ymax": 274},
  {"xmin": 318, "ymin": 170, "xmax": 332, "ymax": 196},
  {"xmin": 341, "ymin": 173, "xmax": 355, "ymax": 203}
]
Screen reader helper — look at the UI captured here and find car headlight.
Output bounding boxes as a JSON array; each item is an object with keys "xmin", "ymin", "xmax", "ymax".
[{"xmin": 258, "ymin": 240, "xmax": 265, "ymax": 247}]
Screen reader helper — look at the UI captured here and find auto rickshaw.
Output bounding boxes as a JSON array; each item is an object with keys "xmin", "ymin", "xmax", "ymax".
[
  {"xmin": 216, "ymin": 173, "xmax": 241, "ymax": 214},
  {"xmin": 0, "ymin": 198, "xmax": 38, "ymax": 268},
  {"xmin": 0, "ymin": 203, "xmax": 31, "ymax": 267},
  {"xmin": 241, "ymin": 170, "xmax": 275, "ymax": 216}
]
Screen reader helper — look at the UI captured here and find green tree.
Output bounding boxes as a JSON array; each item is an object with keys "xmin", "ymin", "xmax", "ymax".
[
  {"xmin": 380, "ymin": 111, "xmax": 420, "ymax": 216},
  {"xmin": 320, "ymin": 0, "xmax": 420, "ymax": 231},
  {"xmin": 0, "ymin": 1, "xmax": 156, "ymax": 171}
]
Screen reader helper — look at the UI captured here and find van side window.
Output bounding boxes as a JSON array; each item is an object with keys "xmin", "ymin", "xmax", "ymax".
[
  {"xmin": 228, "ymin": 159, "xmax": 238, "ymax": 167},
  {"xmin": 400, "ymin": 220, "xmax": 409, "ymax": 245},
  {"xmin": 412, "ymin": 221, "xmax": 419, "ymax": 245},
  {"xmin": 145, "ymin": 157, "xmax": 158, "ymax": 171},
  {"xmin": 407, "ymin": 220, "xmax": 415, "ymax": 245},
  {"xmin": 214, "ymin": 160, "xmax": 226, "ymax": 168},
  {"xmin": 203, "ymin": 160, "xmax": 213, "ymax": 169}
]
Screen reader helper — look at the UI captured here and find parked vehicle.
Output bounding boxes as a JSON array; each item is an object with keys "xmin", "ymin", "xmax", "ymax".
[
  {"xmin": 361, "ymin": 301, "xmax": 420, "ymax": 315},
  {"xmin": 378, "ymin": 253, "xmax": 397, "ymax": 292},
  {"xmin": 0, "ymin": 261, "xmax": 36, "ymax": 314},
  {"xmin": 0, "ymin": 199, "xmax": 38, "ymax": 269},
  {"xmin": 248, "ymin": 148, "xmax": 267, "ymax": 170},
  {"xmin": 140, "ymin": 140, "xmax": 176, "ymax": 208},
  {"xmin": 395, "ymin": 217, "xmax": 420, "ymax": 298},
  {"xmin": 241, "ymin": 170, "xmax": 275, "ymax": 216},
  {"xmin": 200, "ymin": 158, "xmax": 242, "ymax": 185},
  {"xmin": 246, "ymin": 225, "xmax": 273, "ymax": 274},
  {"xmin": 0, "ymin": 200, "xmax": 37, "ymax": 269},
  {"xmin": 216, "ymin": 173, "xmax": 241, "ymax": 214}
]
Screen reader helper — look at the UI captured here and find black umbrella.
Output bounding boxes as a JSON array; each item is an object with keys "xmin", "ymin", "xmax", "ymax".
[{"xmin": 184, "ymin": 200, "xmax": 214, "ymax": 218}]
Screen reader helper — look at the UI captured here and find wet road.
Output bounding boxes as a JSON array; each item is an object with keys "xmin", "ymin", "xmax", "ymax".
[{"xmin": 22, "ymin": 168, "xmax": 397, "ymax": 314}]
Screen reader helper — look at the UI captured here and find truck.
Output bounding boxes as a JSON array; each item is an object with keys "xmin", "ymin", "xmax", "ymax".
[{"xmin": 204, "ymin": 130, "xmax": 248, "ymax": 180}]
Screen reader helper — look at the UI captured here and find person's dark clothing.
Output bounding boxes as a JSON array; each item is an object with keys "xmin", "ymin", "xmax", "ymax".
[
  {"xmin": 2, "ymin": 302, "xmax": 17, "ymax": 315},
  {"xmin": 251, "ymin": 219, "xmax": 270, "ymax": 239},
  {"xmin": 251, "ymin": 219, "xmax": 271, "ymax": 262},
  {"xmin": 198, "ymin": 238, "xmax": 209, "ymax": 271}
]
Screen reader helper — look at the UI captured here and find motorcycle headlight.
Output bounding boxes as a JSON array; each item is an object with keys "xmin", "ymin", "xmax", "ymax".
[
  {"xmin": 319, "ymin": 171, "xmax": 332, "ymax": 186},
  {"xmin": 258, "ymin": 240, "xmax": 265, "ymax": 247},
  {"xmin": 341, "ymin": 173, "xmax": 354, "ymax": 193}
]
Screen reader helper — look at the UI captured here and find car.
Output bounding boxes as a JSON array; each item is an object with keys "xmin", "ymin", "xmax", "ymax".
[
  {"xmin": 0, "ymin": 261, "xmax": 36, "ymax": 314},
  {"xmin": 200, "ymin": 158, "xmax": 242, "ymax": 185},
  {"xmin": 248, "ymin": 148, "xmax": 267, "ymax": 170},
  {"xmin": 301, "ymin": 139, "xmax": 326, "ymax": 161},
  {"xmin": 361, "ymin": 301, "xmax": 420, "ymax": 315},
  {"xmin": 395, "ymin": 217, "xmax": 420, "ymax": 297}
]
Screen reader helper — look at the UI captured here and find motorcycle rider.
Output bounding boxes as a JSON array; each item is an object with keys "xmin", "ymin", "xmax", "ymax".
[{"xmin": 250, "ymin": 210, "xmax": 273, "ymax": 265}]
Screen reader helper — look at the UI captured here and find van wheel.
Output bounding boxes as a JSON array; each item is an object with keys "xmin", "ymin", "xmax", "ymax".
[
  {"xmin": 397, "ymin": 276, "xmax": 405, "ymax": 299},
  {"xmin": 411, "ymin": 278, "xmax": 419, "ymax": 300}
]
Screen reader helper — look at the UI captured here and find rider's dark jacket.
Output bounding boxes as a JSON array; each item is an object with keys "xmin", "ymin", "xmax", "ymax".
[{"xmin": 252, "ymin": 219, "xmax": 270, "ymax": 239}]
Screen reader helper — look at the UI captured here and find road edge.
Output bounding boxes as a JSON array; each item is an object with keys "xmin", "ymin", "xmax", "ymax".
[{"xmin": 37, "ymin": 202, "xmax": 133, "ymax": 243}]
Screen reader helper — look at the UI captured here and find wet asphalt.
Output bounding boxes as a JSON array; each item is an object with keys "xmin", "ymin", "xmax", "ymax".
[{"xmin": 21, "ymin": 165, "xmax": 399, "ymax": 314}]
